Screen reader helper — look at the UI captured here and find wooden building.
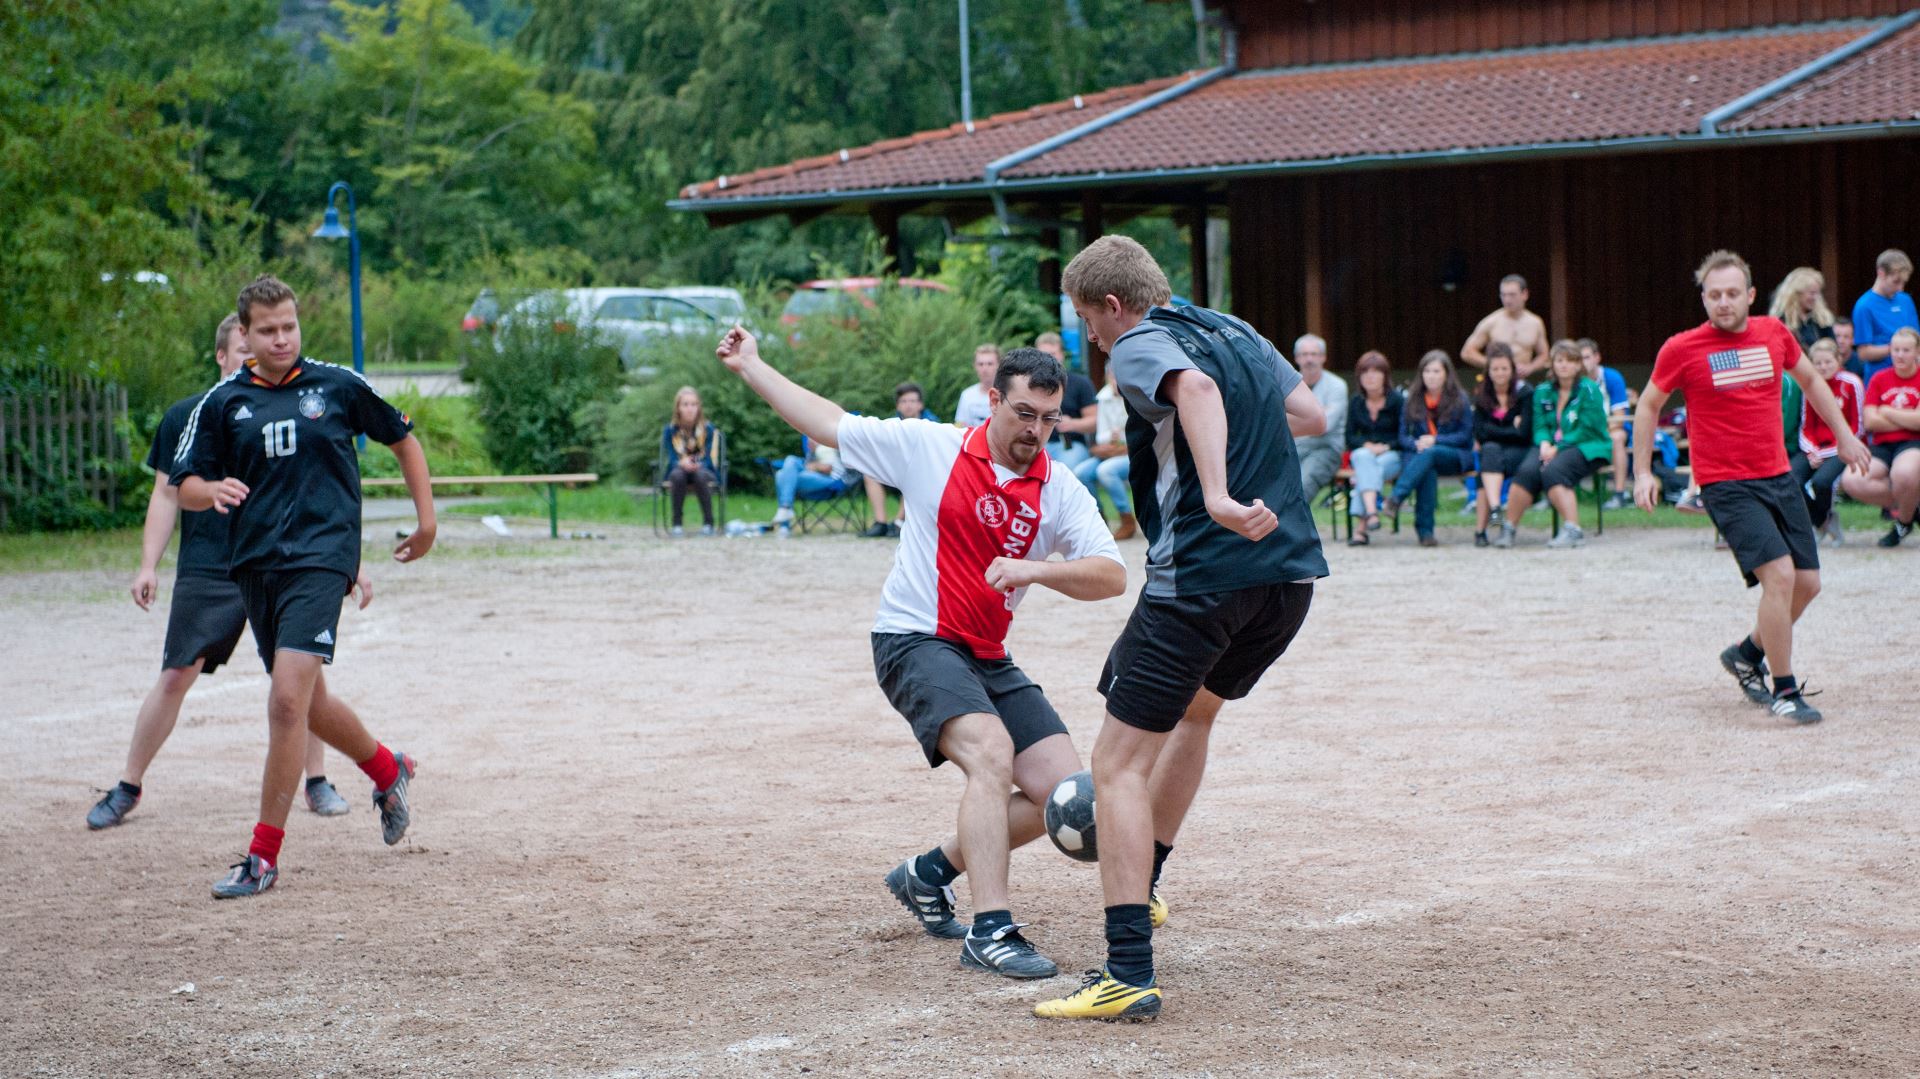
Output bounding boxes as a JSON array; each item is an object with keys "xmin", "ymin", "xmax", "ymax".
[{"xmin": 672, "ymin": 1, "xmax": 1920, "ymax": 375}]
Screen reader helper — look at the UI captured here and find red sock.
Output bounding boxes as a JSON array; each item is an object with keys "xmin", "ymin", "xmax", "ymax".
[
  {"xmin": 249, "ymin": 822, "xmax": 285, "ymax": 867},
  {"xmin": 357, "ymin": 743, "xmax": 398, "ymax": 791}
]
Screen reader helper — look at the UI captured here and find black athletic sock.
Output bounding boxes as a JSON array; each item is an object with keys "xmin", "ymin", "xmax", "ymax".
[
  {"xmin": 1151, "ymin": 841, "xmax": 1173, "ymax": 890},
  {"xmin": 1736, "ymin": 636, "xmax": 1765, "ymax": 665},
  {"xmin": 1105, "ymin": 904, "xmax": 1154, "ymax": 986},
  {"xmin": 117, "ymin": 780, "xmax": 141, "ymax": 797},
  {"xmin": 304, "ymin": 775, "xmax": 328, "ymax": 789},
  {"xmin": 971, "ymin": 909, "xmax": 1013, "ymax": 938},
  {"xmin": 1774, "ymin": 674, "xmax": 1798, "ymax": 697},
  {"xmin": 917, "ymin": 846, "xmax": 960, "ymax": 887}
]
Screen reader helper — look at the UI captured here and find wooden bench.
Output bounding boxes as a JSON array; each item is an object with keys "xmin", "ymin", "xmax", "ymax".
[
  {"xmin": 1325, "ymin": 460, "xmax": 1613, "ymax": 541},
  {"xmin": 363, "ymin": 473, "xmax": 598, "ymax": 539}
]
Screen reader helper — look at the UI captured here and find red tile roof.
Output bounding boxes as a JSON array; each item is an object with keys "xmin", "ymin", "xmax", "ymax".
[
  {"xmin": 1720, "ymin": 20, "xmax": 1920, "ymax": 132},
  {"xmin": 676, "ymin": 20, "xmax": 1920, "ymax": 207}
]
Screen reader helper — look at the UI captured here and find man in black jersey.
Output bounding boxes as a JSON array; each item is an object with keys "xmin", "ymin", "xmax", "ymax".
[
  {"xmin": 87, "ymin": 315, "xmax": 366, "ymax": 830},
  {"xmin": 173, "ymin": 275, "xmax": 436, "ymax": 899}
]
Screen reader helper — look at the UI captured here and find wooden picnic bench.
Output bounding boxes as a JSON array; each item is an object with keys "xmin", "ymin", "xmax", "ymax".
[{"xmin": 362, "ymin": 473, "xmax": 598, "ymax": 539}]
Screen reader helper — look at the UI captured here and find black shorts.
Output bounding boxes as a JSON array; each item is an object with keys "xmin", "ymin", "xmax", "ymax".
[
  {"xmin": 1870, "ymin": 440, "xmax": 1920, "ymax": 468},
  {"xmin": 871, "ymin": 632, "xmax": 1067, "ymax": 769},
  {"xmin": 1099, "ymin": 581, "xmax": 1315, "ymax": 733},
  {"xmin": 1701, "ymin": 473, "xmax": 1818, "ymax": 588},
  {"xmin": 1512, "ymin": 445, "xmax": 1593, "ymax": 499},
  {"xmin": 237, "ymin": 568, "xmax": 351, "ymax": 671},
  {"xmin": 162, "ymin": 573, "xmax": 247, "ymax": 674},
  {"xmin": 1477, "ymin": 442, "xmax": 1529, "ymax": 477}
]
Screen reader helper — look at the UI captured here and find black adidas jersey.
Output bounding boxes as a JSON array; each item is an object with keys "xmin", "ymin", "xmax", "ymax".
[
  {"xmin": 148, "ymin": 395, "xmax": 231, "ymax": 579},
  {"xmin": 171, "ymin": 359, "xmax": 413, "ymax": 578}
]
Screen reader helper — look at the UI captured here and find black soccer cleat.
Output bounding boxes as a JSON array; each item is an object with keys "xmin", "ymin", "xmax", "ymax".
[
  {"xmin": 959, "ymin": 922, "xmax": 1058, "ymax": 980},
  {"xmin": 86, "ymin": 784, "xmax": 140, "ymax": 830},
  {"xmin": 1878, "ymin": 518, "xmax": 1912, "ymax": 548},
  {"xmin": 211, "ymin": 854, "xmax": 278, "ymax": 899},
  {"xmin": 885, "ymin": 858, "xmax": 968, "ymax": 939},
  {"xmin": 1718, "ymin": 645, "xmax": 1771, "ymax": 705},
  {"xmin": 1770, "ymin": 690, "xmax": 1823, "ymax": 725},
  {"xmin": 373, "ymin": 751, "xmax": 417, "ymax": 846}
]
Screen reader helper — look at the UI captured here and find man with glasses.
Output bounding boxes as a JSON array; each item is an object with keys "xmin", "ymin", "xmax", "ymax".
[{"xmin": 715, "ymin": 329, "xmax": 1125, "ymax": 983}]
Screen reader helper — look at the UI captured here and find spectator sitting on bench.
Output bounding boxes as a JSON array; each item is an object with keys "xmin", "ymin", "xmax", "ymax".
[
  {"xmin": 1579, "ymin": 338, "xmax": 1636, "ymax": 511},
  {"xmin": 861, "ymin": 382, "xmax": 940, "ymax": 537},
  {"xmin": 772, "ymin": 437, "xmax": 849, "ymax": 536},
  {"xmin": 1495, "ymin": 339, "xmax": 1610, "ymax": 549},
  {"xmin": 1841, "ymin": 325, "xmax": 1920, "ymax": 547},
  {"xmin": 1293, "ymin": 333, "xmax": 1348, "ymax": 507},
  {"xmin": 1346, "ymin": 350, "xmax": 1404, "ymax": 546},
  {"xmin": 1790, "ymin": 338, "xmax": 1865, "ymax": 546},
  {"xmin": 663, "ymin": 385, "xmax": 720, "ymax": 537},
  {"xmin": 1382, "ymin": 349, "xmax": 1473, "ymax": 547},
  {"xmin": 953, "ymin": 343, "xmax": 999, "ymax": 428},
  {"xmin": 1073, "ymin": 365, "xmax": 1136, "ymax": 540},
  {"xmin": 1472, "ymin": 344, "xmax": 1533, "ymax": 547}
]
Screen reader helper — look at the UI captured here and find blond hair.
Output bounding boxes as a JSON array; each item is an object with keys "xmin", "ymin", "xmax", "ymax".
[
  {"xmin": 1033, "ymin": 331, "xmax": 1063, "ymax": 350},
  {"xmin": 974, "ymin": 342, "xmax": 1001, "ymax": 360},
  {"xmin": 214, "ymin": 313, "xmax": 243, "ymax": 357},
  {"xmin": 1808, "ymin": 338, "xmax": 1838, "ymax": 361},
  {"xmin": 1062, "ymin": 235, "xmax": 1172, "ymax": 314},
  {"xmin": 1892, "ymin": 326, "xmax": 1920, "ymax": 349},
  {"xmin": 1877, "ymin": 249, "xmax": 1913, "ymax": 276},
  {"xmin": 1693, "ymin": 250, "xmax": 1752, "ymax": 289},
  {"xmin": 1768, "ymin": 267, "xmax": 1834, "ymax": 331}
]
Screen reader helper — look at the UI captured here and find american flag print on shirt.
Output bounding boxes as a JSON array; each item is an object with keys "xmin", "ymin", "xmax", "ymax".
[{"xmin": 1708, "ymin": 346, "xmax": 1773, "ymax": 389}]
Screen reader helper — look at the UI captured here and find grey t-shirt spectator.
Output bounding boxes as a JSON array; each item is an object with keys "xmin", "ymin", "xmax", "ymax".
[
  {"xmin": 953, "ymin": 384, "xmax": 992, "ymax": 428},
  {"xmin": 1295, "ymin": 368, "xmax": 1348, "ymax": 460}
]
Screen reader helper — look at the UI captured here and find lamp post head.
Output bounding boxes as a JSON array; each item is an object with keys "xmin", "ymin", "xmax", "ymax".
[{"xmin": 313, "ymin": 206, "xmax": 349, "ymax": 240}]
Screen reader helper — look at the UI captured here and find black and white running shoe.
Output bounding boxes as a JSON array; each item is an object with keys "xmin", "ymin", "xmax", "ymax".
[
  {"xmin": 960, "ymin": 922, "xmax": 1058, "ymax": 980},
  {"xmin": 885, "ymin": 857, "xmax": 968, "ymax": 939},
  {"xmin": 373, "ymin": 751, "xmax": 416, "ymax": 845},
  {"xmin": 86, "ymin": 784, "xmax": 140, "ymax": 830},
  {"xmin": 1878, "ymin": 518, "xmax": 1913, "ymax": 548},
  {"xmin": 1718, "ymin": 645, "xmax": 1772, "ymax": 705},
  {"xmin": 1770, "ymin": 690, "xmax": 1823, "ymax": 725},
  {"xmin": 211, "ymin": 854, "xmax": 277, "ymax": 899}
]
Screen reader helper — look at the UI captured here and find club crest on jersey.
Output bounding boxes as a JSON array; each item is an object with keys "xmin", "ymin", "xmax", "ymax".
[
  {"xmin": 298, "ymin": 390, "xmax": 327, "ymax": 420},
  {"xmin": 975, "ymin": 492, "xmax": 1009, "ymax": 528}
]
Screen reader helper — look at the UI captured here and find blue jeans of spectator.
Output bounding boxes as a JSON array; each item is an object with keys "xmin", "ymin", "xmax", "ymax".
[
  {"xmin": 1048, "ymin": 440, "xmax": 1093, "ymax": 484},
  {"xmin": 1347, "ymin": 448, "xmax": 1401, "ymax": 515},
  {"xmin": 775, "ymin": 455, "xmax": 842, "ymax": 508},
  {"xmin": 1393, "ymin": 445, "xmax": 1473, "ymax": 536},
  {"xmin": 1074, "ymin": 454, "xmax": 1132, "ymax": 514}
]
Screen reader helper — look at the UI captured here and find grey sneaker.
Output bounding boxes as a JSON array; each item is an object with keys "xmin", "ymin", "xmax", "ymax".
[
  {"xmin": 1546, "ymin": 524, "xmax": 1586, "ymax": 548},
  {"xmin": 1821, "ymin": 516, "xmax": 1845, "ymax": 546},
  {"xmin": 1601, "ymin": 491, "xmax": 1633, "ymax": 511},
  {"xmin": 305, "ymin": 779, "xmax": 350, "ymax": 817},
  {"xmin": 1718, "ymin": 645, "xmax": 1772, "ymax": 705},
  {"xmin": 372, "ymin": 752, "xmax": 416, "ymax": 845},
  {"xmin": 885, "ymin": 858, "xmax": 968, "ymax": 939},
  {"xmin": 1492, "ymin": 523, "xmax": 1516, "ymax": 548},
  {"xmin": 86, "ymin": 783, "xmax": 140, "ymax": 830},
  {"xmin": 211, "ymin": 854, "xmax": 277, "ymax": 899},
  {"xmin": 960, "ymin": 922, "xmax": 1058, "ymax": 980}
]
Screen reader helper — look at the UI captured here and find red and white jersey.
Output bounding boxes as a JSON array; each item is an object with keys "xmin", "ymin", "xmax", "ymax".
[
  {"xmin": 1797, "ymin": 372, "xmax": 1865, "ymax": 460},
  {"xmin": 837, "ymin": 414, "xmax": 1124, "ymax": 660}
]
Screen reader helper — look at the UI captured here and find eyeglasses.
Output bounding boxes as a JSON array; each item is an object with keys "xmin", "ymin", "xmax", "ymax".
[{"xmin": 1008, "ymin": 406, "xmax": 1063, "ymax": 428}]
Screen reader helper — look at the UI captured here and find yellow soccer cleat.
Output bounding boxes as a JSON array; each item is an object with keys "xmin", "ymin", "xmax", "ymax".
[
  {"xmin": 1149, "ymin": 890, "xmax": 1168, "ymax": 929},
  {"xmin": 1033, "ymin": 969, "xmax": 1162, "ymax": 1022}
]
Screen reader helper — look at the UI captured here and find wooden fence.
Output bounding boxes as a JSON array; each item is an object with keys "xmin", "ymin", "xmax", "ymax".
[{"xmin": 0, "ymin": 371, "xmax": 130, "ymax": 530}]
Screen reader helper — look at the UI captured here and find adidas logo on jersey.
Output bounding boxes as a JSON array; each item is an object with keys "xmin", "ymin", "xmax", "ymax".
[
  {"xmin": 234, "ymin": 405, "xmax": 253, "ymax": 420},
  {"xmin": 314, "ymin": 629, "xmax": 334, "ymax": 645}
]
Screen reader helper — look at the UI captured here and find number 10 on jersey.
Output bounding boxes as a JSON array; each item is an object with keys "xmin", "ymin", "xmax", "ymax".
[{"xmin": 262, "ymin": 419, "xmax": 297, "ymax": 458}]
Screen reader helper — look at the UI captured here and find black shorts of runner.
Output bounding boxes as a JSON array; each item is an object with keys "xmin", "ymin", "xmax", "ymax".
[
  {"xmin": 1511, "ymin": 445, "xmax": 1592, "ymax": 499},
  {"xmin": 1870, "ymin": 440, "xmax": 1920, "ymax": 468},
  {"xmin": 1099, "ymin": 581, "xmax": 1315, "ymax": 734},
  {"xmin": 237, "ymin": 568, "xmax": 351, "ymax": 671},
  {"xmin": 162, "ymin": 573, "xmax": 247, "ymax": 674},
  {"xmin": 1701, "ymin": 472, "xmax": 1819, "ymax": 588},
  {"xmin": 871, "ymin": 632, "xmax": 1066, "ymax": 769},
  {"xmin": 1477, "ymin": 442, "xmax": 1529, "ymax": 478}
]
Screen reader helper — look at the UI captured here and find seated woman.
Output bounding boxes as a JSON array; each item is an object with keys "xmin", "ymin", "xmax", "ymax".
[
  {"xmin": 1471, "ymin": 344, "xmax": 1533, "ymax": 547},
  {"xmin": 1383, "ymin": 349, "xmax": 1474, "ymax": 546},
  {"xmin": 661, "ymin": 385, "xmax": 720, "ymax": 536},
  {"xmin": 1345, "ymin": 350, "xmax": 1404, "ymax": 546},
  {"xmin": 1496, "ymin": 339, "xmax": 1610, "ymax": 549},
  {"xmin": 1789, "ymin": 338, "xmax": 1865, "ymax": 544}
]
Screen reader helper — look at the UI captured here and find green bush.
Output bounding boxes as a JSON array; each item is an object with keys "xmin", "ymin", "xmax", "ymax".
[
  {"xmin": 356, "ymin": 389, "xmax": 493, "ymax": 480},
  {"xmin": 463, "ymin": 293, "xmax": 621, "ymax": 474}
]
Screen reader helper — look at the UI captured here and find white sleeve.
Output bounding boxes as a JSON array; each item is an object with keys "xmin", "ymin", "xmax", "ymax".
[
  {"xmin": 1044, "ymin": 480, "xmax": 1127, "ymax": 568},
  {"xmin": 834, "ymin": 415, "xmax": 915, "ymax": 488}
]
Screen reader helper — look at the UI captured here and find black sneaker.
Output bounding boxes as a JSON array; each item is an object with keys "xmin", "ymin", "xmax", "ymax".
[
  {"xmin": 211, "ymin": 854, "xmax": 278, "ymax": 899},
  {"xmin": 1719, "ymin": 645, "xmax": 1771, "ymax": 705},
  {"xmin": 1878, "ymin": 519, "xmax": 1912, "ymax": 548},
  {"xmin": 959, "ymin": 922, "xmax": 1058, "ymax": 979},
  {"xmin": 1473, "ymin": 530, "xmax": 1489, "ymax": 548},
  {"xmin": 86, "ymin": 783, "xmax": 140, "ymax": 830},
  {"xmin": 372, "ymin": 751, "xmax": 417, "ymax": 846},
  {"xmin": 1770, "ymin": 691, "xmax": 1823, "ymax": 724},
  {"xmin": 886, "ymin": 522, "xmax": 901, "ymax": 538},
  {"xmin": 860, "ymin": 521, "xmax": 891, "ymax": 538},
  {"xmin": 884, "ymin": 857, "xmax": 968, "ymax": 939}
]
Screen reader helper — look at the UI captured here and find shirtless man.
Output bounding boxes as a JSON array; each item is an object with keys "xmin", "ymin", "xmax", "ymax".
[{"xmin": 1462, "ymin": 274, "xmax": 1550, "ymax": 379}]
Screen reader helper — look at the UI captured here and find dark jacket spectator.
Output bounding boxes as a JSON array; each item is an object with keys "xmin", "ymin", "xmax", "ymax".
[
  {"xmin": 1473, "ymin": 384, "xmax": 1535, "ymax": 448},
  {"xmin": 1347, "ymin": 388, "xmax": 1406, "ymax": 451}
]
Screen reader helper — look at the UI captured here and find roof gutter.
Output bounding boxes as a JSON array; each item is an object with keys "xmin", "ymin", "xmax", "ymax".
[
  {"xmin": 982, "ymin": 20, "xmax": 1238, "ymax": 234},
  {"xmin": 1701, "ymin": 9, "xmax": 1920, "ymax": 135}
]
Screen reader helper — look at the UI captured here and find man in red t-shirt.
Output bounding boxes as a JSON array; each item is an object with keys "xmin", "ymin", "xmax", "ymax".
[
  {"xmin": 1632, "ymin": 250, "xmax": 1868, "ymax": 724},
  {"xmin": 1839, "ymin": 326, "xmax": 1920, "ymax": 546}
]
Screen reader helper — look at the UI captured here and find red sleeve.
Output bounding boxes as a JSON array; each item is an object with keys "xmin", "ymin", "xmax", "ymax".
[
  {"xmin": 1650, "ymin": 335, "xmax": 1685, "ymax": 394},
  {"xmin": 1865, "ymin": 369, "xmax": 1890, "ymax": 407}
]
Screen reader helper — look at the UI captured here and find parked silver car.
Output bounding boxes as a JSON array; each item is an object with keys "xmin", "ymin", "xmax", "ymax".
[{"xmin": 497, "ymin": 286, "xmax": 746, "ymax": 369}]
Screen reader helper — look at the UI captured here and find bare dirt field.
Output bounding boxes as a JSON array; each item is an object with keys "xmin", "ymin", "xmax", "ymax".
[{"xmin": 4, "ymin": 517, "xmax": 1918, "ymax": 1077}]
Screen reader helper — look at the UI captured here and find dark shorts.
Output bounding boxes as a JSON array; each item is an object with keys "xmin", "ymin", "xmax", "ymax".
[
  {"xmin": 1099, "ymin": 581, "xmax": 1316, "ymax": 734},
  {"xmin": 237, "ymin": 569, "xmax": 351, "ymax": 672},
  {"xmin": 1870, "ymin": 440, "xmax": 1920, "ymax": 468},
  {"xmin": 1477, "ymin": 442, "xmax": 1529, "ymax": 477},
  {"xmin": 1701, "ymin": 473, "xmax": 1818, "ymax": 588},
  {"xmin": 162, "ymin": 573, "xmax": 247, "ymax": 674},
  {"xmin": 1512, "ymin": 445, "xmax": 1593, "ymax": 499},
  {"xmin": 871, "ymin": 632, "xmax": 1067, "ymax": 769}
]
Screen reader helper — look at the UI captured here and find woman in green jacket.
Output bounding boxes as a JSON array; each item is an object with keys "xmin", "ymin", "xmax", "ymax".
[{"xmin": 1495, "ymin": 339, "xmax": 1611, "ymax": 548}]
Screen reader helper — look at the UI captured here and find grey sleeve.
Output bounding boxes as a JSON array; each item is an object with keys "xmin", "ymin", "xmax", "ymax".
[
  {"xmin": 1110, "ymin": 328, "xmax": 1193, "ymax": 423},
  {"xmin": 1265, "ymin": 340, "xmax": 1304, "ymax": 398}
]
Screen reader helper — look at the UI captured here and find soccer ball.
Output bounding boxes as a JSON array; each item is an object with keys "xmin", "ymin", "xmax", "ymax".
[{"xmin": 1045, "ymin": 769, "xmax": 1098, "ymax": 862}]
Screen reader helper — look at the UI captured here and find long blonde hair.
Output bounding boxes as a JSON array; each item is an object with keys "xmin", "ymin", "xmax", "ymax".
[
  {"xmin": 1769, "ymin": 267, "xmax": 1835, "ymax": 332},
  {"xmin": 669, "ymin": 386, "xmax": 708, "ymax": 457}
]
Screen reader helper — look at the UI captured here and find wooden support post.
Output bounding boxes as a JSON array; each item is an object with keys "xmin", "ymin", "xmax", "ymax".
[
  {"xmin": 1546, "ymin": 162, "xmax": 1569, "ymax": 339},
  {"xmin": 1080, "ymin": 192, "xmax": 1108, "ymax": 383},
  {"xmin": 1818, "ymin": 145, "xmax": 1841, "ymax": 297},
  {"xmin": 1185, "ymin": 205, "xmax": 1210, "ymax": 310},
  {"xmin": 1302, "ymin": 178, "xmax": 1326, "ymax": 335},
  {"xmin": 1039, "ymin": 219, "xmax": 1062, "ymax": 296},
  {"xmin": 870, "ymin": 206, "xmax": 902, "ymax": 274}
]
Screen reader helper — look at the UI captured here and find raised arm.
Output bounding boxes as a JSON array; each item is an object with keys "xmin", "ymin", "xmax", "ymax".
[
  {"xmin": 1166, "ymin": 368, "xmax": 1277, "ymax": 541},
  {"xmin": 716, "ymin": 326, "xmax": 846, "ymax": 448},
  {"xmin": 1630, "ymin": 381, "xmax": 1673, "ymax": 511}
]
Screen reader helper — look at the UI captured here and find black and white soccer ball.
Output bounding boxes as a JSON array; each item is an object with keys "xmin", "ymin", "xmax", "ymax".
[{"xmin": 1045, "ymin": 769, "xmax": 1098, "ymax": 862}]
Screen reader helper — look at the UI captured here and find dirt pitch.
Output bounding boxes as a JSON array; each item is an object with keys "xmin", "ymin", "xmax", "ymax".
[{"xmin": 4, "ymin": 519, "xmax": 1918, "ymax": 1077}]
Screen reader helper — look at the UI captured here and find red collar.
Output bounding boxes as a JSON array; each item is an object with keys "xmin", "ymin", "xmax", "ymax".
[
  {"xmin": 962, "ymin": 419, "xmax": 1051, "ymax": 483},
  {"xmin": 246, "ymin": 359, "xmax": 304, "ymax": 388}
]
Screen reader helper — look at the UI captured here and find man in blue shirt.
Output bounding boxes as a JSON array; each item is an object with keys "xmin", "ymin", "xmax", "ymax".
[
  {"xmin": 1580, "ymin": 338, "xmax": 1635, "ymax": 510},
  {"xmin": 1851, "ymin": 249, "xmax": 1916, "ymax": 386}
]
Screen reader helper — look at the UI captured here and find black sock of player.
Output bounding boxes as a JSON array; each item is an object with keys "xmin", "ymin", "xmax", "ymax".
[
  {"xmin": 1151, "ymin": 841, "xmax": 1173, "ymax": 889},
  {"xmin": 917, "ymin": 845, "xmax": 960, "ymax": 887},
  {"xmin": 971, "ymin": 909, "xmax": 1013, "ymax": 938},
  {"xmin": 304, "ymin": 775, "xmax": 327, "ymax": 789},
  {"xmin": 1774, "ymin": 674, "xmax": 1798, "ymax": 697},
  {"xmin": 1737, "ymin": 636, "xmax": 1765, "ymax": 665},
  {"xmin": 1105, "ymin": 904, "xmax": 1154, "ymax": 986},
  {"xmin": 117, "ymin": 780, "xmax": 141, "ymax": 797}
]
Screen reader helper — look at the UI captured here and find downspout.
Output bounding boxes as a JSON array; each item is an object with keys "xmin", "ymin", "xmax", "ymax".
[
  {"xmin": 985, "ymin": 20, "xmax": 1239, "ymax": 233},
  {"xmin": 1701, "ymin": 9, "xmax": 1920, "ymax": 135}
]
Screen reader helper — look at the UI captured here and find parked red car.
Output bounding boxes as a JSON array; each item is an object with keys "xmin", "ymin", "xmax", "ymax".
[{"xmin": 779, "ymin": 277, "xmax": 950, "ymax": 341}]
